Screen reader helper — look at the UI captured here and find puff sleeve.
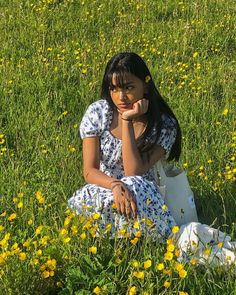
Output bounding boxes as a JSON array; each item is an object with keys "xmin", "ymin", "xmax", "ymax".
[
  {"xmin": 156, "ymin": 115, "xmax": 177, "ymax": 154},
  {"xmin": 79, "ymin": 100, "xmax": 110, "ymax": 139}
]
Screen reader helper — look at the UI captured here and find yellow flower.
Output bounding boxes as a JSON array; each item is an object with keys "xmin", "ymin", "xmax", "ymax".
[
  {"xmin": 143, "ymin": 259, "xmax": 152, "ymax": 269},
  {"xmin": 0, "ymin": 137, "xmax": 5, "ymax": 145},
  {"xmin": 164, "ymin": 251, "xmax": 173, "ymax": 261},
  {"xmin": 28, "ymin": 219, "xmax": 33, "ymax": 225},
  {"xmin": 46, "ymin": 259, "xmax": 57, "ymax": 270},
  {"xmin": 36, "ymin": 249, "xmax": 42, "ymax": 256},
  {"xmin": 131, "ymin": 260, "xmax": 140, "ymax": 267},
  {"xmin": 35, "ymin": 225, "xmax": 43, "ymax": 235},
  {"xmin": 89, "ymin": 246, "xmax": 97, "ymax": 254},
  {"xmin": 172, "ymin": 225, "xmax": 179, "ymax": 234},
  {"xmin": 92, "ymin": 212, "xmax": 100, "ymax": 220},
  {"xmin": 0, "ymin": 211, "xmax": 7, "ymax": 217},
  {"xmin": 156, "ymin": 263, "xmax": 164, "ymax": 271},
  {"xmin": 163, "ymin": 281, "xmax": 171, "ymax": 288},
  {"xmin": 179, "ymin": 292, "xmax": 189, "ymax": 295},
  {"xmin": 129, "ymin": 286, "xmax": 137, "ymax": 295},
  {"xmin": 17, "ymin": 201, "xmax": 23, "ymax": 209},
  {"xmin": 218, "ymin": 242, "xmax": 223, "ymax": 248},
  {"xmin": 190, "ymin": 258, "xmax": 197, "ymax": 265},
  {"xmin": 175, "ymin": 262, "xmax": 184, "ymax": 271},
  {"xmin": 115, "ymin": 257, "xmax": 122, "ymax": 264},
  {"xmin": 133, "ymin": 271, "xmax": 145, "ymax": 280},
  {"xmin": 63, "ymin": 237, "xmax": 71, "ymax": 244},
  {"xmin": 145, "ymin": 75, "xmax": 151, "ymax": 83},
  {"xmin": 19, "ymin": 252, "xmax": 27, "ymax": 261},
  {"xmin": 167, "ymin": 243, "xmax": 175, "ymax": 252},
  {"xmin": 130, "ymin": 237, "xmax": 139, "ymax": 245},
  {"xmin": 162, "ymin": 204, "xmax": 167, "ymax": 210},
  {"xmin": 223, "ymin": 108, "xmax": 229, "ymax": 115},
  {"xmin": 8, "ymin": 213, "xmax": 17, "ymax": 221},
  {"xmin": 60, "ymin": 228, "xmax": 68, "ymax": 236},
  {"xmin": 163, "ymin": 269, "xmax": 172, "ymax": 276},
  {"xmin": 93, "ymin": 286, "xmax": 101, "ymax": 294},
  {"xmin": 135, "ymin": 230, "xmax": 141, "ymax": 238},
  {"xmin": 179, "ymin": 269, "xmax": 187, "ymax": 279},
  {"xmin": 133, "ymin": 220, "xmax": 139, "ymax": 229},
  {"xmin": 42, "ymin": 270, "xmax": 50, "ymax": 279},
  {"xmin": 175, "ymin": 249, "xmax": 180, "ymax": 257},
  {"xmin": 193, "ymin": 52, "xmax": 198, "ymax": 58},
  {"xmin": 80, "ymin": 232, "xmax": 86, "ymax": 239},
  {"xmin": 0, "ymin": 225, "xmax": 4, "ymax": 231}
]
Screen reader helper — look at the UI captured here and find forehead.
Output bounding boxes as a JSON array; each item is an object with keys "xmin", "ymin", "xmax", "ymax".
[{"xmin": 111, "ymin": 72, "xmax": 141, "ymax": 85}]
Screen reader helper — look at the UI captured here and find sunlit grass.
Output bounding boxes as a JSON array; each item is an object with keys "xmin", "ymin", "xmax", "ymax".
[{"xmin": 0, "ymin": 0, "xmax": 235, "ymax": 294}]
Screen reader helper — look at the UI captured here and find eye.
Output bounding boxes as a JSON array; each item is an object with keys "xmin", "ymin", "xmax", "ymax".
[{"xmin": 125, "ymin": 85, "xmax": 134, "ymax": 91}]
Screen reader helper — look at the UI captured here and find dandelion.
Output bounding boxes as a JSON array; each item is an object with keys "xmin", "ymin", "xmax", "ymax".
[
  {"xmin": 63, "ymin": 237, "xmax": 71, "ymax": 244},
  {"xmin": 175, "ymin": 262, "xmax": 184, "ymax": 271},
  {"xmin": 144, "ymin": 259, "xmax": 152, "ymax": 269},
  {"xmin": 179, "ymin": 292, "xmax": 189, "ymax": 295},
  {"xmin": 190, "ymin": 258, "xmax": 197, "ymax": 265},
  {"xmin": 28, "ymin": 219, "xmax": 33, "ymax": 225},
  {"xmin": 92, "ymin": 212, "xmax": 100, "ymax": 220},
  {"xmin": 135, "ymin": 230, "xmax": 141, "ymax": 238},
  {"xmin": 218, "ymin": 242, "xmax": 223, "ymax": 248},
  {"xmin": 133, "ymin": 271, "xmax": 145, "ymax": 280},
  {"xmin": 89, "ymin": 246, "xmax": 97, "ymax": 254},
  {"xmin": 93, "ymin": 286, "xmax": 101, "ymax": 294},
  {"xmin": 193, "ymin": 52, "xmax": 198, "ymax": 58},
  {"xmin": 35, "ymin": 225, "xmax": 43, "ymax": 235},
  {"xmin": 133, "ymin": 220, "xmax": 139, "ymax": 229},
  {"xmin": 17, "ymin": 201, "xmax": 23, "ymax": 209},
  {"xmin": 0, "ymin": 225, "xmax": 4, "ymax": 231}
]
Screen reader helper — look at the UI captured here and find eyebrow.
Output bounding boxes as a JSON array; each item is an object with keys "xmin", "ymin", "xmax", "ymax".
[{"xmin": 111, "ymin": 81, "xmax": 134, "ymax": 87}]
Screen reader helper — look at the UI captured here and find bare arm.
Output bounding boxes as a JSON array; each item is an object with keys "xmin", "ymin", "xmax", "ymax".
[
  {"xmin": 121, "ymin": 99, "xmax": 166, "ymax": 176},
  {"xmin": 82, "ymin": 137, "xmax": 117, "ymax": 189},
  {"xmin": 122, "ymin": 120, "xmax": 166, "ymax": 176}
]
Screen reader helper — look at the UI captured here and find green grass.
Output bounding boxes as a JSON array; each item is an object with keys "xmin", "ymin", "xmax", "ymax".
[{"xmin": 0, "ymin": 0, "xmax": 235, "ymax": 294}]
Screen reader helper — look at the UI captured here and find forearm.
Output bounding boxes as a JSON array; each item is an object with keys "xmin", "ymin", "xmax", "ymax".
[
  {"xmin": 84, "ymin": 167, "xmax": 119, "ymax": 189},
  {"xmin": 121, "ymin": 120, "xmax": 144, "ymax": 175}
]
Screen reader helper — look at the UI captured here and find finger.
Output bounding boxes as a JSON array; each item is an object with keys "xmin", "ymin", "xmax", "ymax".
[
  {"xmin": 120, "ymin": 202, "xmax": 126, "ymax": 217},
  {"xmin": 130, "ymin": 201, "xmax": 138, "ymax": 218},
  {"xmin": 125, "ymin": 200, "xmax": 132, "ymax": 219}
]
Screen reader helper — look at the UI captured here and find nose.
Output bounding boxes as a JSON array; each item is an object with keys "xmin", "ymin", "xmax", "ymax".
[{"xmin": 119, "ymin": 89, "xmax": 127, "ymax": 101}]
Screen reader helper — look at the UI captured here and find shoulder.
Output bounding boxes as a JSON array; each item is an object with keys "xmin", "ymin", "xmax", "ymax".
[
  {"xmin": 161, "ymin": 113, "xmax": 177, "ymax": 128},
  {"xmin": 79, "ymin": 100, "xmax": 112, "ymax": 139}
]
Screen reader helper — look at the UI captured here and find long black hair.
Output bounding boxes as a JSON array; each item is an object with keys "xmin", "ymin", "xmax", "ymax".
[{"xmin": 101, "ymin": 52, "xmax": 181, "ymax": 161}]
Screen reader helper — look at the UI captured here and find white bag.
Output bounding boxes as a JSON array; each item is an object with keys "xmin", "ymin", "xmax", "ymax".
[{"xmin": 154, "ymin": 160, "xmax": 198, "ymax": 225}]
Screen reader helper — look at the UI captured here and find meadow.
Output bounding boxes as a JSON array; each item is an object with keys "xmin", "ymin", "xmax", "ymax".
[{"xmin": 0, "ymin": 0, "xmax": 235, "ymax": 294}]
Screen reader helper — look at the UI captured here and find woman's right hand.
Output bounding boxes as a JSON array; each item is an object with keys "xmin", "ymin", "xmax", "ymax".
[{"xmin": 112, "ymin": 182, "xmax": 138, "ymax": 219}]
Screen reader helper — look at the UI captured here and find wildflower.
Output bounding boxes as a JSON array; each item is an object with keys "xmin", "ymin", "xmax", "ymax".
[
  {"xmin": 36, "ymin": 249, "xmax": 42, "ymax": 256},
  {"xmin": 115, "ymin": 257, "xmax": 122, "ymax": 264},
  {"xmin": 42, "ymin": 270, "xmax": 50, "ymax": 278},
  {"xmin": 0, "ymin": 211, "xmax": 6, "ymax": 217},
  {"xmin": 89, "ymin": 246, "xmax": 97, "ymax": 254},
  {"xmin": 0, "ymin": 136, "xmax": 5, "ymax": 145},
  {"xmin": 164, "ymin": 252, "xmax": 173, "ymax": 261},
  {"xmin": 46, "ymin": 259, "xmax": 57, "ymax": 270},
  {"xmin": 28, "ymin": 219, "xmax": 33, "ymax": 225},
  {"xmin": 35, "ymin": 225, "xmax": 43, "ymax": 235},
  {"xmin": 80, "ymin": 232, "xmax": 86, "ymax": 239},
  {"xmin": 190, "ymin": 258, "xmax": 197, "ymax": 265},
  {"xmin": 93, "ymin": 286, "xmax": 101, "ymax": 294},
  {"xmin": 163, "ymin": 281, "xmax": 171, "ymax": 288},
  {"xmin": 222, "ymin": 108, "xmax": 229, "ymax": 115},
  {"xmin": 133, "ymin": 220, "xmax": 139, "ymax": 229},
  {"xmin": 193, "ymin": 52, "xmax": 198, "ymax": 58},
  {"xmin": 60, "ymin": 228, "xmax": 68, "ymax": 236},
  {"xmin": 71, "ymin": 225, "xmax": 78, "ymax": 235},
  {"xmin": 63, "ymin": 237, "xmax": 71, "ymax": 243},
  {"xmin": 167, "ymin": 243, "xmax": 175, "ymax": 252},
  {"xmin": 0, "ymin": 225, "xmax": 4, "ymax": 231},
  {"xmin": 135, "ymin": 230, "xmax": 141, "ymax": 238},
  {"xmin": 175, "ymin": 262, "xmax": 184, "ymax": 271},
  {"xmin": 8, "ymin": 213, "xmax": 17, "ymax": 221},
  {"xmin": 130, "ymin": 237, "xmax": 139, "ymax": 245},
  {"xmin": 19, "ymin": 252, "xmax": 27, "ymax": 261},
  {"xmin": 179, "ymin": 292, "xmax": 189, "ymax": 295},
  {"xmin": 218, "ymin": 242, "xmax": 223, "ymax": 248},
  {"xmin": 92, "ymin": 212, "xmax": 100, "ymax": 220},
  {"xmin": 145, "ymin": 75, "xmax": 151, "ymax": 83},
  {"xmin": 17, "ymin": 201, "xmax": 23, "ymax": 209},
  {"xmin": 162, "ymin": 204, "xmax": 167, "ymax": 210},
  {"xmin": 156, "ymin": 263, "xmax": 164, "ymax": 271},
  {"xmin": 133, "ymin": 271, "xmax": 145, "ymax": 280},
  {"xmin": 172, "ymin": 225, "xmax": 179, "ymax": 234},
  {"xmin": 179, "ymin": 269, "xmax": 187, "ymax": 278},
  {"xmin": 129, "ymin": 286, "xmax": 137, "ymax": 295},
  {"xmin": 163, "ymin": 269, "xmax": 172, "ymax": 276},
  {"xmin": 144, "ymin": 259, "xmax": 152, "ymax": 269},
  {"xmin": 131, "ymin": 260, "xmax": 140, "ymax": 267},
  {"xmin": 175, "ymin": 248, "xmax": 180, "ymax": 257}
]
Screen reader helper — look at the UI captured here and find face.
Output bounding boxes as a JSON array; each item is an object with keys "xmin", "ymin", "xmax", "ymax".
[{"xmin": 109, "ymin": 72, "xmax": 146, "ymax": 113}]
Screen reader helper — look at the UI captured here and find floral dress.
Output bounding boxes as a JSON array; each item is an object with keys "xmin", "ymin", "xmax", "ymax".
[{"xmin": 68, "ymin": 99, "xmax": 178, "ymax": 239}]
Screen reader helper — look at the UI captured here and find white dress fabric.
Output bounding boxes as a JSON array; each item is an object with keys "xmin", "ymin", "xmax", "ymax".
[
  {"xmin": 68, "ymin": 99, "xmax": 236, "ymax": 266},
  {"xmin": 68, "ymin": 99, "xmax": 177, "ymax": 240}
]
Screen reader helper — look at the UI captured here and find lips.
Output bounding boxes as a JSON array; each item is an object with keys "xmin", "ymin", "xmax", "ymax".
[{"xmin": 118, "ymin": 103, "xmax": 132, "ymax": 109}]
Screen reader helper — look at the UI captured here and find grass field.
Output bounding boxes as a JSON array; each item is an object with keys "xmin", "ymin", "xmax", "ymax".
[{"xmin": 0, "ymin": 0, "xmax": 236, "ymax": 294}]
